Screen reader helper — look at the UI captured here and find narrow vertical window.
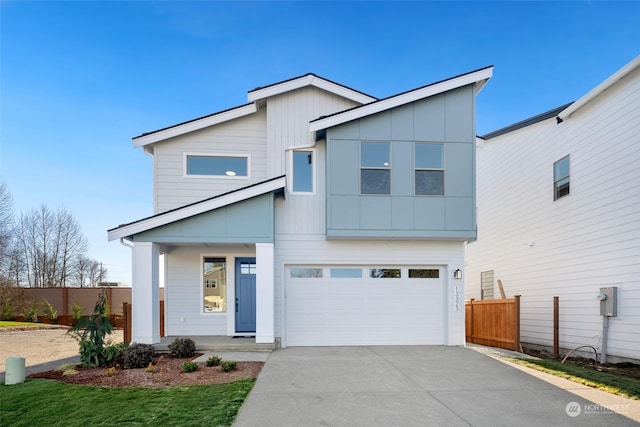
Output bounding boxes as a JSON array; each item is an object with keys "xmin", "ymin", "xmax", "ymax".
[
  {"xmin": 554, "ymin": 155, "xmax": 570, "ymax": 200},
  {"xmin": 203, "ymin": 257, "xmax": 226, "ymax": 312},
  {"xmin": 361, "ymin": 142, "xmax": 390, "ymax": 194},
  {"xmin": 415, "ymin": 143, "xmax": 444, "ymax": 195},
  {"xmin": 293, "ymin": 150, "xmax": 314, "ymax": 192}
]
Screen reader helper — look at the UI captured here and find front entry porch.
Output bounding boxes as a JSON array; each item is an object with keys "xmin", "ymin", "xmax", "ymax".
[{"xmin": 154, "ymin": 335, "xmax": 277, "ymax": 352}]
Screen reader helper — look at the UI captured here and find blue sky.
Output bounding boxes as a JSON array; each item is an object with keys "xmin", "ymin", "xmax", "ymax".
[{"xmin": 1, "ymin": 1, "xmax": 638, "ymax": 283}]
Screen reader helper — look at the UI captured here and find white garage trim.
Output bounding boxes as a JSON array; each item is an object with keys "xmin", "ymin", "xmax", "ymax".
[{"xmin": 284, "ymin": 264, "xmax": 446, "ymax": 347}]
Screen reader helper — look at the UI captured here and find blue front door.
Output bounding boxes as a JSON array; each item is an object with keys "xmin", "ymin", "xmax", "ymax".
[{"xmin": 235, "ymin": 258, "xmax": 256, "ymax": 333}]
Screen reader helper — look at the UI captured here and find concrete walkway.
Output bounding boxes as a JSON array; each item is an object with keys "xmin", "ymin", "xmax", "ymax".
[{"xmin": 233, "ymin": 346, "xmax": 639, "ymax": 427}]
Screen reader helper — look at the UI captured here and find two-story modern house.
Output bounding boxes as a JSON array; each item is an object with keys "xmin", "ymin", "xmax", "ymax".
[
  {"xmin": 466, "ymin": 56, "xmax": 639, "ymax": 362},
  {"xmin": 108, "ymin": 67, "xmax": 493, "ymax": 347}
]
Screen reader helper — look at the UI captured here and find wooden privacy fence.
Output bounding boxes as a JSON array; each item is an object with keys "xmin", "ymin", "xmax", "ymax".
[
  {"xmin": 466, "ymin": 295, "xmax": 521, "ymax": 351},
  {"xmin": 123, "ymin": 301, "xmax": 164, "ymax": 344}
]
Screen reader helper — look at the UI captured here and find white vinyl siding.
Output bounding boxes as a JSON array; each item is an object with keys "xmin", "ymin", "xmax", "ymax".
[
  {"xmin": 466, "ymin": 66, "xmax": 640, "ymax": 361},
  {"xmin": 153, "ymin": 110, "xmax": 267, "ymax": 213}
]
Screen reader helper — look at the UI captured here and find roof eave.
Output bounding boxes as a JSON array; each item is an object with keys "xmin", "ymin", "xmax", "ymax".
[
  {"xmin": 558, "ymin": 55, "xmax": 640, "ymax": 120},
  {"xmin": 132, "ymin": 103, "xmax": 258, "ymax": 148},
  {"xmin": 107, "ymin": 176, "xmax": 286, "ymax": 241},
  {"xmin": 309, "ymin": 66, "xmax": 493, "ymax": 132}
]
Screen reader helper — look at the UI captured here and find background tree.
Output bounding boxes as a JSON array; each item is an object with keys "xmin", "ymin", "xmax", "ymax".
[{"xmin": 0, "ymin": 181, "xmax": 15, "ymax": 279}]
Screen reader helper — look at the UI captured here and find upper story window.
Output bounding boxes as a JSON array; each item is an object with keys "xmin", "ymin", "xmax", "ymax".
[
  {"xmin": 554, "ymin": 155, "xmax": 570, "ymax": 200},
  {"xmin": 292, "ymin": 150, "xmax": 314, "ymax": 193},
  {"xmin": 185, "ymin": 154, "xmax": 249, "ymax": 177},
  {"xmin": 415, "ymin": 143, "xmax": 444, "ymax": 195},
  {"xmin": 361, "ymin": 142, "xmax": 390, "ymax": 194}
]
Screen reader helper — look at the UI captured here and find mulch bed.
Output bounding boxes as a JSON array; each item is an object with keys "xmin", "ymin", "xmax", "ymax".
[{"xmin": 28, "ymin": 354, "xmax": 264, "ymax": 388}]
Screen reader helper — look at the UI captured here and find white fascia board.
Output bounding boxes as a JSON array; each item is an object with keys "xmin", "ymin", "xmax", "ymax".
[
  {"xmin": 133, "ymin": 103, "xmax": 257, "ymax": 148},
  {"xmin": 107, "ymin": 176, "xmax": 286, "ymax": 241},
  {"xmin": 247, "ymin": 74, "xmax": 376, "ymax": 104},
  {"xmin": 309, "ymin": 67, "xmax": 493, "ymax": 132},
  {"xmin": 558, "ymin": 55, "xmax": 640, "ymax": 120}
]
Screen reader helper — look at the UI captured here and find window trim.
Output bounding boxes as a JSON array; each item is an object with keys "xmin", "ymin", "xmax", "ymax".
[
  {"xmin": 360, "ymin": 141, "xmax": 391, "ymax": 195},
  {"xmin": 289, "ymin": 148, "xmax": 316, "ymax": 195},
  {"xmin": 414, "ymin": 143, "xmax": 445, "ymax": 196},
  {"xmin": 184, "ymin": 152, "xmax": 251, "ymax": 179},
  {"xmin": 553, "ymin": 155, "xmax": 570, "ymax": 201}
]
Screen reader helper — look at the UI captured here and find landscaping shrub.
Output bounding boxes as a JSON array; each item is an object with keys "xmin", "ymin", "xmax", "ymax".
[
  {"xmin": 168, "ymin": 337, "xmax": 196, "ymax": 358},
  {"xmin": 0, "ymin": 278, "xmax": 26, "ymax": 320},
  {"xmin": 41, "ymin": 298, "xmax": 58, "ymax": 322},
  {"xmin": 67, "ymin": 290, "xmax": 114, "ymax": 367},
  {"xmin": 182, "ymin": 361, "xmax": 198, "ymax": 373},
  {"xmin": 69, "ymin": 301, "xmax": 84, "ymax": 325},
  {"xmin": 220, "ymin": 361, "xmax": 237, "ymax": 372},
  {"xmin": 23, "ymin": 299, "xmax": 39, "ymax": 322},
  {"xmin": 206, "ymin": 355, "xmax": 222, "ymax": 367},
  {"xmin": 123, "ymin": 343, "xmax": 155, "ymax": 369}
]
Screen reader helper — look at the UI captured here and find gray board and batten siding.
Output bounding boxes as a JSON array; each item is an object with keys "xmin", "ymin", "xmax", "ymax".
[
  {"xmin": 326, "ymin": 85, "xmax": 476, "ymax": 240},
  {"xmin": 132, "ymin": 193, "xmax": 276, "ymax": 244}
]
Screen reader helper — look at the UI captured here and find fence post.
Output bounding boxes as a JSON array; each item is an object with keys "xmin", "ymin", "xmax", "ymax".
[
  {"xmin": 553, "ymin": 296, "xmax": 559, "ymax": 358},
  {"xmin": 123, "ymin": 302, "xmax": 131, "ymax": 344},
  {"xmin": 514, "ymin": 295, "xmax": 521, "ymax": 352},
  {"xmin": 469, "ymin": 299, "xmax": 475, "ymax": 344}
]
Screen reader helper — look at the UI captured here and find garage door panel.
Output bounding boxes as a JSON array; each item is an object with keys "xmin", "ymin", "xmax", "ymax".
[{"xmin": 286, "ymin": 266, "xmax": 445, "ymax": 346}]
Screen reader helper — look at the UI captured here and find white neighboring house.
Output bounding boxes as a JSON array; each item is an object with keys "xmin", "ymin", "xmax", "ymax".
[
  {"xmin": 466, "ymin": 56, "xmax": 640, "ymax": 362},
  {"xmin": 108, "ymin": 68, "xmax": 493, "ymax": 347}
]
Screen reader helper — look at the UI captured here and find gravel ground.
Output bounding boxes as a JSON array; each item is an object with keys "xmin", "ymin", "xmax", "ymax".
[{"xmin": 0, "ymin": 327, "xmax": 124, "ymax": 373}]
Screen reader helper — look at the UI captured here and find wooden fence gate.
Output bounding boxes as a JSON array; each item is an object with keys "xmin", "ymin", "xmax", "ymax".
[
  {"xmin": 465, "ymin": 296, "xmax": 520, "ymax": 351},
  {"xmin": 122, "ymin": 301, "xmax": 164, "ymax": 344}
]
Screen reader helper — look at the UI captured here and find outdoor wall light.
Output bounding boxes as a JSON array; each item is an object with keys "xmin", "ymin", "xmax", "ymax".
[{"xmin": 453, "ymin": 269, "xmax": 462, "ymax": 280}]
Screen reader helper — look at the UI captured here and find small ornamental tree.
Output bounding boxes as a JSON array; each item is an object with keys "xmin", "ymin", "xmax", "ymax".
[{"xmin": 67, "ymin": 290, "xmax": 114, "ymax": 367}]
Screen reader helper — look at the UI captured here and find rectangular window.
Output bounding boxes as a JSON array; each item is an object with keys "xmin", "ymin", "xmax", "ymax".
[
  {"xmin": 370, "ymin": 268, "xmax": 401, "ymax": 278},
  {"xmin": 330, "ymin": 268, "xmax": 362, "ymax": 278},
  {"xmin": 186, "ymin": 154, "xmax": 248, "ymax": 177},
  {"xmin": 409, "ymin": 269, "xmax": 440, "ymax": 278},
  {"xmin": 415, "ymin": 143, "xmax": 444, "ymax": 195},
  {"xmin": 554, "ymin": 155, "xmax": 570, "ymax": 200},
  {"xmin": 293, "ymin": 150, "xmax": 314, "ymax": 192},
  {"xmin": 203, "ymin": 257, "xmax": 226, "ymax": 313},
  {"xmin": 361, "ymin": 142, "xmax": 390, "ymax": 194},
  {"xmin": 290, "ymin": 268, "xmax": 323, "ymax": 278}
]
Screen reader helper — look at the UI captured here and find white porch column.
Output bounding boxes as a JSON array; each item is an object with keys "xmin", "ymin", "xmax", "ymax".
[
  {"xmin": 255, "ymin": 243, "xmax": 275, "ymax": 343},
  {"xmin": 132, "ymin": 242, "xmax": 161, "ymax": 344}
]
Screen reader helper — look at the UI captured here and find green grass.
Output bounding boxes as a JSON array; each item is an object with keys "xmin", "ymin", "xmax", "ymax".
[
  {"xmin": 510, "ymin": 358, "xmax": 640, "ymax": 400},
  {"xmin": 0, "ymin": 321, "xmax": 48, "ymax": 327},
  {"xmin": 1, "ymin": 378, "xmax": 255, "ymax": 426}
]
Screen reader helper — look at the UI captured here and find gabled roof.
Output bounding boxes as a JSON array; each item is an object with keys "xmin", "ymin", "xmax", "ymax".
[
  {"xmin": 558, "ymin": 55, "xmax": 640, "ymax": 121},
  {"xmin": 132, "ymin": 73, "xmax": 377, "ymax": 149},
  {"xmin": 309, "ymin": 66, "xmax": 494, "ymax": 132},
  {"xmin": 107, "ymin": 176, "xmax": 286, "ymax": 241},
  {"xmin": 247, "ymin": 73, "xmax": 377, "ymax": 104}
]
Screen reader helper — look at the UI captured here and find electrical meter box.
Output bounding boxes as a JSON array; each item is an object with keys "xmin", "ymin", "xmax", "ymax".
[{"xmin": 599, "ymin": 287, "xmax": 618, "ymax": 317}]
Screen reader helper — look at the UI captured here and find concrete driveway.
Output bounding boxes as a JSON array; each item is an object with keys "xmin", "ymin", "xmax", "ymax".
[{"xmin": 233, "ymin": 346, "xmax": 638, "ymax": 427}]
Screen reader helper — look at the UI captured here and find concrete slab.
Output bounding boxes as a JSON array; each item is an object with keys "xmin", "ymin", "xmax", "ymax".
[
  {"xmin": 233, "ymin": 346, "xmax": 639, "ymax": 427},
  {"xmin": 193, "ymin": 351, "xmax": 270, "ymax": 363}
]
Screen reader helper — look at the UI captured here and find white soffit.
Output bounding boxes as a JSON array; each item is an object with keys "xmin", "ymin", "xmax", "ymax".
[
  {"xmin": 309, "ymin": 67, "xmax": 494, "ymax": 132},
  {"xmin": 133, "ymin": 103, "xmax": 258, "ymax": 148},
  {"xmin": 247, "ymin": 74, "xmax": 376, "ymax": 104},
  {"xmin": 558, "ymin": 55, "xmax": 640, "ymax": 120},
  {"xmin": 107, "ymin": 176, "xmax": 286, "ymax": 241}
]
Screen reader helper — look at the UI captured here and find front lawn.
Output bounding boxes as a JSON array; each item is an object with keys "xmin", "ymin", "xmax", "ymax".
[
  {"xmin": 509, "ymin": 358, "xmax": 640, "ymax": 400},
  {"xmin": 1, "ymin": 378, "xmax": 255, "ymax": 427},
  {"xmin": 0, "ymin": 321, "xmax": 50, "ymax": 328}
]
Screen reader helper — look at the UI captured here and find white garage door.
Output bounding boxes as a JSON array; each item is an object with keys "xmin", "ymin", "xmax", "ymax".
[{"xmin": 285, "ymin": 265, "xmax": 445, "ymax": 346}]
